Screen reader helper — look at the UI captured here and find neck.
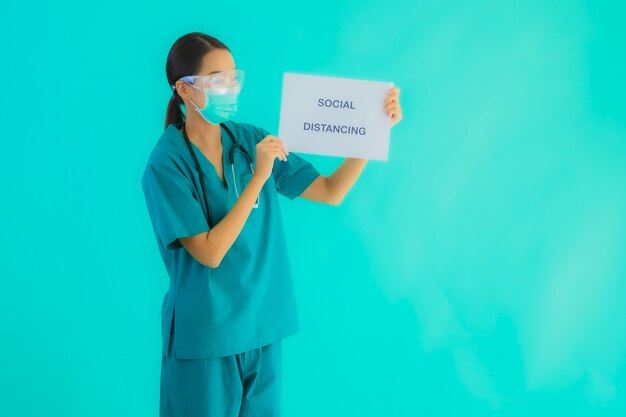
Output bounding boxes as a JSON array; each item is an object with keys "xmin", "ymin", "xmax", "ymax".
[{"xmin": 183, "ymin": 112, "xmax": 221, "ymax": 149}]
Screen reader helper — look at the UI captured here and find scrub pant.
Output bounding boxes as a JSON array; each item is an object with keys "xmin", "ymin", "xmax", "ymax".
[{"xmin": 160, "ymin": 321, "xmax": 282, "ymax": 417}]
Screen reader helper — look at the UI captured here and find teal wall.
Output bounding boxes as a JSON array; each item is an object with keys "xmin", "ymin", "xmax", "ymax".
[{"xmin": 1, "ymin": 1, "xmax": 625, "ymax": 416}]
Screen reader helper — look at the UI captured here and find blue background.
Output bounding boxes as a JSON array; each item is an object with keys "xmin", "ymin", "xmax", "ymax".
[{"xmin": 1, "ymin": 0, "xmax": 625, "ymax": 416}]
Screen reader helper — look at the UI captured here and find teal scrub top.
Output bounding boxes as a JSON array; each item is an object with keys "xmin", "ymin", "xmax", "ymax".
[{"xmin": 141, "ymin": 120, "xmax": 321, "ymax": 359}]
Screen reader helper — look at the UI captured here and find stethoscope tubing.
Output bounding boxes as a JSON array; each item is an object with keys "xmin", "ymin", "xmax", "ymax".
[{"xmin": 181, "ymin": 122, "xmax": 256, "ymax": 228}]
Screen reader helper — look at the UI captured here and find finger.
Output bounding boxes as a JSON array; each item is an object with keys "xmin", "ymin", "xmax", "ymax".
[
  {"xmin": 385, "ymin": 103, "xmax": 400, "ymax": 113},
  {"xmin": 386, "ymin": 87, "xmax": 400, "ymax": 96},
  {"xmin": 387, "ymin": 108, "xmax": 401, "ymax": 120},
  {"xmin": 269, "ymin": 136, "xmax": 284, "ymax": 144},
  {"xmin": 388, "ymin": 104, "xmax": 398, "ymax": 114},
  {"xmin": 272, "ymin": 148, "xmax": 287, "ymax": 162},
  {"xmin": 259, "ymin": 140, "xmax": 286, "ymax": 154},
  {"xmin": 262, "ymin": 136, "xmax": 284, "ymax": 145},
  {"xmin": 265, "ymin": 142, "xmax": 289, "ymax": 154},
  {"xmin": 384, "ymin": 94, "xmax": 399, "ymax": 106},
  {"xmin": 268, "ymin": 142, "xmax": 289, "ymax": 156},
  {"xmin": 267, "ymin": 137, "xmax": 284, "ymax": 145},
  {"xmin": 384, "ymin": 91, "xmax": 400, "ymax": 103},
  {"xmin": 389, "ymin": 112, "xmax": 402, "ymax": 121},
  {"xmin": 391, "ymin": 111, "xmax": 402, "ymax": 122},
  {"xmin": 385, "ymin": 101, "xmax": 400, "ymax": 109},
  {"xmin": 266, "ymin": 147, "xmax": 287, "ymax": 162}
]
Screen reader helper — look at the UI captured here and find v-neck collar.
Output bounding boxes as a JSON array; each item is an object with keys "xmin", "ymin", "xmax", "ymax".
[{"xmin": 169, "ymin": 122, "xmax": 231, "ymax": 192}]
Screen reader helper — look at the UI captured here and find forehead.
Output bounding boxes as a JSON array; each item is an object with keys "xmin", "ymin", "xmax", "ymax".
[{"xmin": 198, "ymin": 49, "xmax": 236, "ymax": 75}]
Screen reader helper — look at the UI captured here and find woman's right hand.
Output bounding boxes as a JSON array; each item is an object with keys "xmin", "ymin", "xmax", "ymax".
[{"xmin": 253, "ymin": 135, "xmax": 289, "ymax": 183}]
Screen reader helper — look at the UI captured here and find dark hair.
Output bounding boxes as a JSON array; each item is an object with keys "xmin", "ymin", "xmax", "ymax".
[{"xmin": 165, "ymin": 32, "xmax": 230, "ymax": 129}]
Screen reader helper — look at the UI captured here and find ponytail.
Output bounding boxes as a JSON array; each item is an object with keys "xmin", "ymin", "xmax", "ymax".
[{"xmin": 165, "ymin": 92, "xmax": 185, "ymax": 129}]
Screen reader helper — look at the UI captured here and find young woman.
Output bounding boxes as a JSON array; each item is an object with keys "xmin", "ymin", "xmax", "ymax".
[{"xmin": 141, "ymin": 32, "xmax": 402, "ymax": 417}]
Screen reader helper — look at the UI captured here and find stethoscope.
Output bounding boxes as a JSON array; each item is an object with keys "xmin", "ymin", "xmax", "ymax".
[{"xmin": 181, "ymin": 122, "xmax": 258, "ymax": 229}]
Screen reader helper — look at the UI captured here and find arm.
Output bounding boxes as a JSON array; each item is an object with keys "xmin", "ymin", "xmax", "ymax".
[
  {"xmin": 301, "ymin": 86, "xmax": 402, "ymax": 205},
  {"xmin": 178, "ymin": 134, "xmax": 289, "ymax": 268},
  {"xmin": 301, "ymin": 158, "xmax": 367, "ymax": 205},
  {"xmin": 179, "ymin": 175, "xmax": 265, "ymax": 268}
]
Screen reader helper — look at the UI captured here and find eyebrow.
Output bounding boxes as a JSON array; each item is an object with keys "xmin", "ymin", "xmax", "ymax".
[{"xmin": 206, "ymin": 67, "xmax": 237, "ymax": 75}]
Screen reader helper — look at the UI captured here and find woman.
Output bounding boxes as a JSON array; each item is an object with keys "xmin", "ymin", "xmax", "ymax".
[{"xmin": 141, "ymin": 32, "xmax": 402, "ymax": 417}]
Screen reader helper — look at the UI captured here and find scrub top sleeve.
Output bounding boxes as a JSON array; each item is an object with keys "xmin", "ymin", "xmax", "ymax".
[
  {"xmin": 142, "ymin": 159, "xmax": 209, "ymax": 250},
  {"xmin": 258, "ymin": 127, "xmax": 321, "ymax": 200}
]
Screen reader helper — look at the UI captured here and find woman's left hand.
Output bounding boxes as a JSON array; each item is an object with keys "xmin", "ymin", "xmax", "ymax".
[{"xmin": 384, "ymin": 87, "xmax": 403, "ymax": 128}]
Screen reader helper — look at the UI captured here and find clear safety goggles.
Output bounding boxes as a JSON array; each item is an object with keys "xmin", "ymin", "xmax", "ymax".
[{"xmin": 176, "ymin": 69, "xmax": 245, "ymax": 93}]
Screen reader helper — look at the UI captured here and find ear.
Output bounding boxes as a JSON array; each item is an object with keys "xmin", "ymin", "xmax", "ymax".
[
  {"xmin": 176, "ymin": 80, "xmax": 205, "ymax": 108},
  {"xmin": 175, "ymin": 80, "xmax": 191, "ymax": 101}
]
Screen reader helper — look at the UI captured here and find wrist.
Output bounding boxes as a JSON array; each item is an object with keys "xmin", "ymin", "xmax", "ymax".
[{"xmin": 250, "ymin": 174, "xmax": 266, "ymax": 188}]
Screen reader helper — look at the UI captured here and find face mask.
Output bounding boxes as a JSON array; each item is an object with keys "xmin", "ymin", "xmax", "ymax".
[{"xmin": 189, "ymin": 86, "xmax": 240, "ymax": 125}]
